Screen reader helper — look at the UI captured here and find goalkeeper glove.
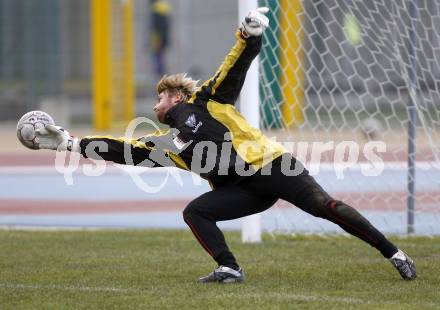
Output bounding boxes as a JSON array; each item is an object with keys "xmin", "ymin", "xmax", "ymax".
[
  {"xmin": 241, "ymin": 7, "xmax": 270, "ymax": 38},
  {"xmin": 35, "ymin": 124, "xmax": 80, "ymax": 152}
]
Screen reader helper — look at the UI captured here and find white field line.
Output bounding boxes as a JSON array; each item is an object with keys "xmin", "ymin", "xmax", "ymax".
[
  {"xmin": 236, "ymin": 292, "xmax": 438, "ymax": 306},
  {"xmin": 1, "ymin": 283, "xmax": 437, "ymax": 306},
  {"xmin": 237, "ymin": 292, "xmax": 371, "ymax": 304},
  {"xmin": 0, "ymin": 283, "xmax": 138, "ymax": 293},
  {"xmin": 1, "ymin": 161, "xmax": 440, "ymax": 175},
  {"xmin": 0, "ymin": 283, "xmax": 384, "ymax": 304}
]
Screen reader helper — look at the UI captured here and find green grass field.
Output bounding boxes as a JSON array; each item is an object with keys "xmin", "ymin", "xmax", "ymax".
[{"xmin": 1, "ymin": 230, "xmax": 439, "ymax": 309}]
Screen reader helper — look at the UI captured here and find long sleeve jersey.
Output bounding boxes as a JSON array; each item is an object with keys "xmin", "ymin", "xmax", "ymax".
[{"xmin": 80, "ymin": 30, "xmax": 286, "ymax": 188}]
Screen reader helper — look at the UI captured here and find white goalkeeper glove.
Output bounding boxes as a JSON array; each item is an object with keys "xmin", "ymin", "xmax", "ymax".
[
  {"xmin": 241, "ymin": 7, "xmax": 270, "ymax": 38},
  {"xmin": 35, "ymin": 124, "xmax": 80, "ymax": 152}
]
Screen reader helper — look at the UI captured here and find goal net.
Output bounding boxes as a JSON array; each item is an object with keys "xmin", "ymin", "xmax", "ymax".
[{"xmin": 257, "ymin": 0, "xmax": 440, "ymax": 236}]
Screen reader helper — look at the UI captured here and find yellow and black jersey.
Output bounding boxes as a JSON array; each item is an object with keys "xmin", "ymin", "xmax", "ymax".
[{"xmin": 80, "ymin": 30, "xmax": 286, "ymax": 187}]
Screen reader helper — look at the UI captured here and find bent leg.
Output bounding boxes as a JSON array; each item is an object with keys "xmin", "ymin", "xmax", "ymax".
[{"xmin": 183, "ymin": 185, "xmax": 277, "ymax": 269}]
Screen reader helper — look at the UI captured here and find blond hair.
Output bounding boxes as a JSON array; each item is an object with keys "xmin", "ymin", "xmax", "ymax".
[{"xmin": 156, "ymin": 73, "xmax": 198, "ymax": 101}]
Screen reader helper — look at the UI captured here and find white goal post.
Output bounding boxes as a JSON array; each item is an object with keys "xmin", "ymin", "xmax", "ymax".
[{"xmin": 239, "ymin": 0, "xmax": 262, "ymax": 243}]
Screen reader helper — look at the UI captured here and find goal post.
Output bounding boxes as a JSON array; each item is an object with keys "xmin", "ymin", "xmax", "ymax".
[
  {"xmin": 239, "ymin": 0, "xmax": 262, "ymax": 243},
  {"xmin": 239, "ymin": 0, "xmax": 308, "ymax": 242}
]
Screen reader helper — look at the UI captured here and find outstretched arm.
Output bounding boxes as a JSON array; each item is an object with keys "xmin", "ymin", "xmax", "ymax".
[
  {"xmin": 35, "ymin": 125, "xmax": 186, "ymax": 169},
  {"xmin": 79, "ymin": 135, "xmax": 163, "ymax": 167},
  {"xmin": 189, "ymin": 7, "xmax": 269, "ymax": 105}
]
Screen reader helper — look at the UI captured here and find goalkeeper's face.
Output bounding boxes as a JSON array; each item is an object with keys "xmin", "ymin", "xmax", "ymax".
[{"xmin": 153, "ymin": 90, "xmax": 181, "ymax": 123}]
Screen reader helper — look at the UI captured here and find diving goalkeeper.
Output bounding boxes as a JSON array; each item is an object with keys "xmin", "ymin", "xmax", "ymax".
[{"xmin": 34, "ymin": 7, "xmax": 416, "ymax": 283}]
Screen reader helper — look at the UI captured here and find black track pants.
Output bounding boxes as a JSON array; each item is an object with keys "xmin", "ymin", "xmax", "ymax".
[{"xmin": 183, "ymin": 156, "xmax": 398, "ymax": 268}]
